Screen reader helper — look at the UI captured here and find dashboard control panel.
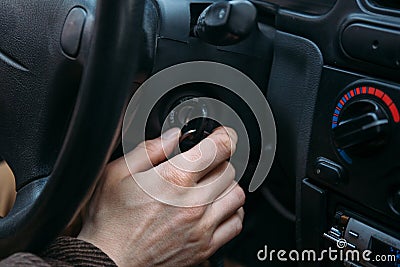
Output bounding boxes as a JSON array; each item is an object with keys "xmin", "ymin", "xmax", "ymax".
[{"xmin": 308, "ymin": 68, "xmax": 400, "ymax": 229}]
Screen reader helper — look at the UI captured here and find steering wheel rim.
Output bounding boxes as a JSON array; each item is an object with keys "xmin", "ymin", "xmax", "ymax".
[{"xmin": 0, "ymin": 0, "xmax": 145, "ymax": 257}]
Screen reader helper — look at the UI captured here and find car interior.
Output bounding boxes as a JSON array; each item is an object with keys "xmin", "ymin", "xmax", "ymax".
[{"xmin": 0, "ymin": 0, "xmax": 399, "ymax": 266}]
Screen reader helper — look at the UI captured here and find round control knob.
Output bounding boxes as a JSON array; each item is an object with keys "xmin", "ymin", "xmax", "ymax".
[
  {"xmin": 179, "ymin": 118, "xmax": 220, "ymax": 152},
  {"xmin": 333, "ymin": 99, "xmax": 390, "ymax": 157},
  {"xmin": 166, "ymin": 97, "xmax": 220, "ymax": 152}
]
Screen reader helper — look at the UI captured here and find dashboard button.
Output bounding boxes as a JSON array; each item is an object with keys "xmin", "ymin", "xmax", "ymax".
[
  {"xmin": 61, "ymin": 7, "xmax": 87, "ymax": 57},
  {"xmin": 315, "ymin": 158, "xmax": 344, "ymax": 184}
]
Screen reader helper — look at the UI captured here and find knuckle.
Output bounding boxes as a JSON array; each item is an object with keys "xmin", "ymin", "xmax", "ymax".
[
  {"xmin": 227, "ymin": 186, "xmax": 245, "ymax": 207},
  {"xmin": 188, "ymin": 230, "xmax": 202, "ymax": 243},
  {"xmin": 181, "ymin": 206, "xmax": 206, "ymax": 224},
  {"xmin": 214, "ymin": 133, "xmax": 233, "ymax": 157},
  {"xmin": 188, "ymin": 230, "xmax": 206, "ymax": 246},
  {"xmin": 228, "ymin": 128, "xmax": 238, "ymax": 142},
  {"xmin": 199, "ymin": 217, "xmax": 214, "ymax": 234},
  {"xmin": 234, "ymin": 186, "xmax": 246, "ymax": 206},
  {"xmin": 189, "ymin": 229, "xmax": 204, "ymax": 244},
  {"xmin": 143, "ymin": 140, "xmax": 160, "ymax": 155},
  {"xmin": 136, "ymin": 140, "xmax": 147, "ymax": 151},
  {"xmin": 233, "ymin": 215, "xmax": 243, "ymax": 236},
  {"xmin": 189, "ymin": 209, "xmax": 203, "ymax": 223},
  {"xmin": 183, "ymin": 147, "xmax": 202, "ymax": 162},
  {"xmin": 158, "ymin": 162, "xmax": 193, "ymax": 187}
]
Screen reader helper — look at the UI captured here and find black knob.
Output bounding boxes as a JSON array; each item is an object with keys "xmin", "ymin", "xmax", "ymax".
[
  {"xmin": 194, "ymin": 0, "xmax": 257, "ymax": 46},
  {"xmin": 179, "ymin": 118, "xmax": 220, "ymax": 152},
  {"xmin": 165, "ymin": 97, "xmax": 220, "ymax": 152},
  {"xmin": 333, "ymin": 99, "xmax": 389, "ymax": 157}
]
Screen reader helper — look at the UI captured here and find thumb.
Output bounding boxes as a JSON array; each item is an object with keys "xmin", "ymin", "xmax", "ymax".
[
  {"xmin": 107, "ymin": 128, "xmax": 181, "ymax": 178},
  {"xmin": 148, "ymin": 127, "xmax": 181, "ymax": 166}
]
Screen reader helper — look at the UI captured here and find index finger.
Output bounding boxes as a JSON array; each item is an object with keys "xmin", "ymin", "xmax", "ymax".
[{"xmin": 156, "ymin": 126, "xmax": 238, "ymax": 186}]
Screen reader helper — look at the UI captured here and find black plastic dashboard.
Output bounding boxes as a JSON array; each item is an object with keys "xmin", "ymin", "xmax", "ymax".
[
  {"xmin": 149, "ymin": 0, "xmax": 400, "ymax": 265},
  {"xmin": 253, "ymin": 0, "xmax": 337, "ymax": 15}
]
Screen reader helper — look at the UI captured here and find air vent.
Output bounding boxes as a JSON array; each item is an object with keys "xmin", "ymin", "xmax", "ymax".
[{"xmin": 370, "ymin": 0, "xmax": 400, "ymax": 11}]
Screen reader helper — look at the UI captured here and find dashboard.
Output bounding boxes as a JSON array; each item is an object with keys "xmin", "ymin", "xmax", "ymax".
[
  {"xmin": 1, "ymin": 0, "xmax": 399, "ymax": 263},
  {"xmin": 147, "ymin": 0, "xmax": 400, "ymax": 266},
  {"xmin": 254, "ymin": 0, "xmax": 337, "ymax": 15}
]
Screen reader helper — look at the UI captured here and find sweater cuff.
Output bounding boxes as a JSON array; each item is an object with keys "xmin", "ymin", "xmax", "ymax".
[{"xmin": 42, "ymin": 236, "xmax": 117, "ymax": 267}]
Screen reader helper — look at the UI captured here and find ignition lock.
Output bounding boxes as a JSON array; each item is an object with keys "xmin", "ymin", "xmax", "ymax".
[{"xmin": 166, "ymin": 97, "xmax": 220, "ymax": 152}]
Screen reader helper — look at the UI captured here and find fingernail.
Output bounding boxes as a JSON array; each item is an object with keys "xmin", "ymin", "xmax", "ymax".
[{"xmin": 162, "ymin": 127, "xmax": 180, "ymax": 140}]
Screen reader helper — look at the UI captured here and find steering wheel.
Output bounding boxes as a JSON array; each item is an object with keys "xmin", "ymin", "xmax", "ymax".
[{"xmin": 0, "ymin": 0, "xmax": 145, "ymax": 257}]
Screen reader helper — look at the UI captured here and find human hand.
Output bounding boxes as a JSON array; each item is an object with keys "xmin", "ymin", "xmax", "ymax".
[{"xmin": 78, "ymin": 127, "xmax": 245, "ymax": 267}]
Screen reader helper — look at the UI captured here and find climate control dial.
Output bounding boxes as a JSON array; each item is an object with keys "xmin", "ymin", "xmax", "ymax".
[
  {"xmin": 333, "ymin": 99, "xmax": 389, "ymax": 157},
  {"xmin": 331, "ymin": 86, "xmax": 399, "ymax": 163}
]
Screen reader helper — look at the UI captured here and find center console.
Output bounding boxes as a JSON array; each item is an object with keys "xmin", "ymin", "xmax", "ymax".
[
  {"xmin": 301, "ymin": 66, "xmax": 400, "ymax": 267},
  {"xmin": 268, "ymin": 0, "xmax": 400, "ymax": 265}
]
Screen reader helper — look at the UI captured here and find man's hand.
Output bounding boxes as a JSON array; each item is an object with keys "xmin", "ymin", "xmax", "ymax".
[{"xmin": 78, "ymin": 127, "xmax": 245, "ymax": 267}]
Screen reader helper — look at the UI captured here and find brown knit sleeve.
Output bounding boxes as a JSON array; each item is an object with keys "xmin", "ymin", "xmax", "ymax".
[
  {"xmin": 41, "ymin": 236, "xmax": 117, "ymax": 267},
  {"xmin": 0, "ymin": 236, "xmax": 116, "ymax": 267},
  {"xmin": 0, "ymin": 252, "xmax": 54, "ymax": 267}
]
